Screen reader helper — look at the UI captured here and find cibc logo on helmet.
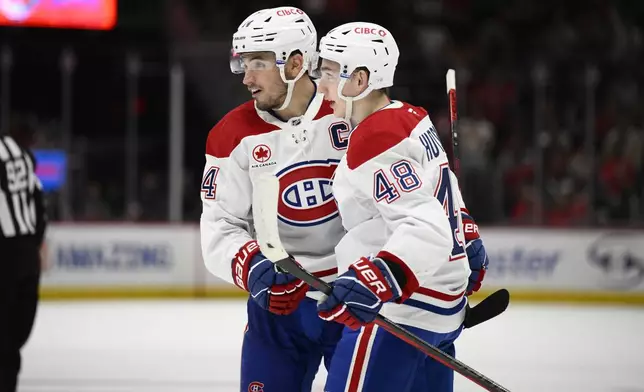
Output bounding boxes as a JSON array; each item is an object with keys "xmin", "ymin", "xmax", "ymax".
[
  {"xmin": 353, "ymin": 27, "xmax": 387, "ymax": 37},
  {"xmin": 276, "ymin": 8, "xmax": 304, "ymax": 17}
]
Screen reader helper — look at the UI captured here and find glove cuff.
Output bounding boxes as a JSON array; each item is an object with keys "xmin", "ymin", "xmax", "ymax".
[
  {"xmin": 461, "ymin": 209, "xmax": 480, "ymax": 243},
  {"xmin": 350, "ymin": 257, "xmax": 401, "ymax": 303},
  {"xmin": 372, "ymin": 258, "xmax": 403, "ymax": 301},
  {"xmin": 232, "ymin": 240, "xmax": 262, "ymax": 291}
]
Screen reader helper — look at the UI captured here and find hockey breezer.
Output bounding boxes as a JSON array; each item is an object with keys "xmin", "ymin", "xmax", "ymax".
[{"xmin": 253, "ymin": 173, "xmax": 511, "ymax": 392}]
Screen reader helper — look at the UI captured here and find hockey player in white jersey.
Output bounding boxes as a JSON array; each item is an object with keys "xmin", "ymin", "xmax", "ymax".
[
  {"xmin": 313, "ymin": 23, "xmax": 490, "ymax": 391},
  {"xmin": 199, "ymin": 7, "xmax": 350, "ymax": 392}
]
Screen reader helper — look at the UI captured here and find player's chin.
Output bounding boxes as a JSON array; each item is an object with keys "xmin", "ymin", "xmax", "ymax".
[
  {"xmin": 329, "ymin": 101, "xmax": 344, "ymax": 118},
  {"xmin": 332, "ymin": 107, "xmax": 345, "ymax": 118},
  {"xmin": 254, "ymin": 99, "xmax": 273, "ymax": 111}
]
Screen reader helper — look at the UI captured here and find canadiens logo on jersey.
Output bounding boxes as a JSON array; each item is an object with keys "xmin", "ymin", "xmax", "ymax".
[
  {"xmin": 276, "ymin": 159, "xmax": 340, "ymax": 227},
  {"xmin": 247, "ymin": 381, "xmax": 264, "ymax": 392}
]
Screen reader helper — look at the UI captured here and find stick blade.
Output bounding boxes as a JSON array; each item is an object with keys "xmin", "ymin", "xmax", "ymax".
[
  {"xmin": 252, "ymin": 173, "xmax": 289, "ymax": 263},
  {"xmin": 463, "ymin": 289, "xmax": 510, "ymax": 329}
]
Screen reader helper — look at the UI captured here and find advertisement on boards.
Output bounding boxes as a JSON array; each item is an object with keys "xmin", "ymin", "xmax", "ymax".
[
  {"xmin": 37, "ymin": 224, "xmax": 644, "ymax": 301},
  {"xmin": 40, "ymin": 224, "xmax": 197, "ymax": 288},
  {"xmin": 480, "ymin": 228, "xmax": 644, "ymax": 292}
]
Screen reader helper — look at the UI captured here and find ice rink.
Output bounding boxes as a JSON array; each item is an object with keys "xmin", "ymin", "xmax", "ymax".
[{"xmin": 17, "ymin": 299, "xmax": 644, "ymax": 392}]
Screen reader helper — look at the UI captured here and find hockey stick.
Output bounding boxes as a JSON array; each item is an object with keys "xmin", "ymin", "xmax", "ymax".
[
  {"xmin": 252, "ymin": 173, "xmax": 511, "ymax": 392},
  {"xmin": 445, "ymin": 69, "xmax": 462, "ymax": 178},
  {"xmin": 445, "ymin": 69, "xmax": 510, "ymax": 329}
]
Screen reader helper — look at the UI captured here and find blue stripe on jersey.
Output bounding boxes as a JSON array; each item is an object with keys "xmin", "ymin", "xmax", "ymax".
[
  {"xmin": 403, "ymin": 297, "xmax": 467, "ymax": 316},
  {"xmin": 274, "ymin": 158, "xmax": 342, "ymax": 177}
]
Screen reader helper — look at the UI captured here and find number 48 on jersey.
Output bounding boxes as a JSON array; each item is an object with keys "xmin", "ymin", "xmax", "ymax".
[
  {"xmin": 372, "ymin": 160, "xmax": 465, "ymax": 261},
  {"xmin": 373, "ymin": 160, "xmax": 421, "ymax": 203}
]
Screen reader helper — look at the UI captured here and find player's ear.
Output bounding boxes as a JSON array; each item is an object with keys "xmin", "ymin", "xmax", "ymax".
[
  {"xmin": 285, "ymin": 52, "xmax": 304, "ymax": 79},
  {"xmin": 356, "ymin": 69, "xmax": 370, "ymax": 94}
]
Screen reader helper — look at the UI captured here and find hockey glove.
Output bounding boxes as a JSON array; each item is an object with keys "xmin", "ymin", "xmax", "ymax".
[
  {"xmin": 462, "ymin": 210, "xmax": 489, "ymax": 295},
  {"xmin": 317, "ymin": 257, "xmax": 402, "ymax": 330},
  {"xmin": 232, "ymin": 240, "xmax": 308, "ymax": 315}
]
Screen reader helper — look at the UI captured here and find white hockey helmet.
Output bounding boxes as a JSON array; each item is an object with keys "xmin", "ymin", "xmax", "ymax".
[
  {"xmin": 316, "ymin": 22, "xmax": 399, "ymax": 121},
  {"xmin": 230, "ymin": 7, "xmax": 317, "ymax": 110}
]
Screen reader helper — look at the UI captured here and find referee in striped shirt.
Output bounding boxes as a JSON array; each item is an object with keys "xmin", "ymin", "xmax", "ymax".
[{"xmin": 0, "ymin": 120, "xmax": 47, "ymax": 392}]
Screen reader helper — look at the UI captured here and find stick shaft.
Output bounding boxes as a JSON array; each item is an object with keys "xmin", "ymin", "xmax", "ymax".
[
  {"xmin": 446, "ymin": 69, "xmax": 460, "ymax": 177},
  {"xmin": 273, "ymin": 256, "xmax": 511, "ymax": 392}
]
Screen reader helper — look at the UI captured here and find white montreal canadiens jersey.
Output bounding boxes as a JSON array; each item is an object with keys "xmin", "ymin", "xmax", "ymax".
[
  {"xmin": 332, "ymin": 101, "xmax": 470, "ymax": 333},
  {"xmin": 200, "ymin": 93, "xmax": 350, "ymax": 291}
]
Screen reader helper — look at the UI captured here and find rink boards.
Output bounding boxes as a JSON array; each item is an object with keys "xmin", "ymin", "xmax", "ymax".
[{"xmin": 38, "ymin": 224, "xmax": 644, "ymax": 304}]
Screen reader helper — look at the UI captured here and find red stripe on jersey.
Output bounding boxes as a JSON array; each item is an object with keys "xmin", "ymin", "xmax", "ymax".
[
  {"xmin": 346, "ymin": 102, "xmax": 428, "ymax": 170},
  {"xmin": 376, "ymin": 250, "xmax": 420, "ymax": 302},
  {"xmin": 347, "ymin": 324, "xmax": 375, "ymax": 392},
  {"xmin": 416, "ymin": 287, "xmax": 465, "ymax": 302},
  {"xmin": 313, "ymin": 267, "xmax": 338, "ymax": 278}
]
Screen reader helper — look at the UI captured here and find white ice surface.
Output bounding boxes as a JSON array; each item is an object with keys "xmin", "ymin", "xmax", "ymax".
[{"xmin": 18, "ymin": 300, "xmax": 644, "ymax": 392}]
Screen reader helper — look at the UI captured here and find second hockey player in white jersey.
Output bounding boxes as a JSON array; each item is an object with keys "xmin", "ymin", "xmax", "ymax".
[{"xmin": 313, "ymin": 23, "xmax": 490, "ymax": 391}]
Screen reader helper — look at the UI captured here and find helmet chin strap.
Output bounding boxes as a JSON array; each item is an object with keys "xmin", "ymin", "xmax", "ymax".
[
  {"xmin": 337, "ymin": 78, "xmax": 375, "ymax": 125},
  {"xmin": 277, "ymin": 65, "xmax": 307, "ymax": 111}
]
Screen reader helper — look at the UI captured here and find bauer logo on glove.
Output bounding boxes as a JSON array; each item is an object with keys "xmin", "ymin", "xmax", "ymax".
[
  {"xmin": 317, "ymin": 257, "xmax": 402, "ymax": 330},
  {"xmin": 232, "ymin": 240, "xmax": 309, "ymax": 315},
  {"xmin": 461, "ymin": 209, "xmax": 489, "ymax": 295}
]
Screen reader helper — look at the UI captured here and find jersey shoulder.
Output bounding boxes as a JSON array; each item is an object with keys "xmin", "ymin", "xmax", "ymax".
[
  {"xmin": 346, "ymin": 101, "xmax": 428, "ymax": 169},
  {"xmin": 206, "ymin": 101, "xmax": 280, "ymax": 158}
]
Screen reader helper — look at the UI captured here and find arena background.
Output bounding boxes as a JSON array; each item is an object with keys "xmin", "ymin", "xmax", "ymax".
[
  {"xmin": 1, "ymin": 1, "xmax": 644, "ymax": 390},
  {"xmin": 1, "ymin": 0, "xmax": 640, "ymax": 304}
]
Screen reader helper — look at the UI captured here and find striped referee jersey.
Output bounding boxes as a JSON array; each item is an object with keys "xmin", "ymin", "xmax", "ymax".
[{"xmin": 0, "ymin": 135, "xmax": 45, "ymax": 241}]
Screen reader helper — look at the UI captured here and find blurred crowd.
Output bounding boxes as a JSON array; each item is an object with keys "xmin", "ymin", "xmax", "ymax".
[{"xmin": 5, "ymin": 0, "xmax": 643, "ymax": 226}]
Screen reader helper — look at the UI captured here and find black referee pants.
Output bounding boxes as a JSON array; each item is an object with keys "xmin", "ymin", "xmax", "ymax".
[{"xmin": 0, "ymin": 273, "xmax": 40, "ymax": 392}]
